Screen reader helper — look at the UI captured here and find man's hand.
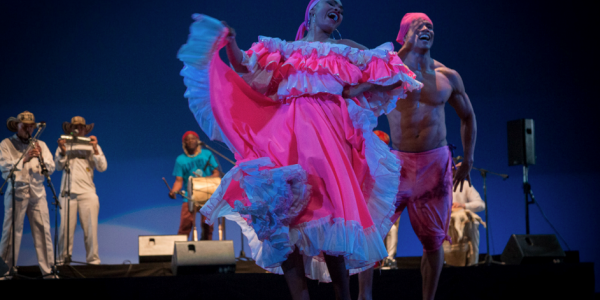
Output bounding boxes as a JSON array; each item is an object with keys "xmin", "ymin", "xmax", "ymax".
[
  {"xmin": 452, "ymin": 202, "xmax": 466, "ymax": 210},
  {"xmin": 57, "ymin": 138, "xmax": 67, "ymax": 155},
  {"xmin": 169, "ymin": 190, "xmax": 178, "ymax": 199},
  {"xmin": 453, "ymin": 160, "xmax": 472, "ymax": 192},
  {"xmin": 90, "ymin": 135, "xmax": 99, "ymax": 155},
  {"xmin": 24, "ymin": 144, "xmax": 41, "ymax": 163},
  {"xmin": 405, "ymin": 18, "xmax": 426, "ymax": 46}
]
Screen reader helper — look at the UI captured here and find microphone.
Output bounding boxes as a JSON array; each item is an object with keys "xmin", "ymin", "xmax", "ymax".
[
  {"xmin": 36, "ymin": 122, "xmax": 46, "ymax": 128},
  {"xmin": 197, "ymin": 140, "xmax": 205, "ymax": 146},
  {"xmin": 71, "ymin": 129, "xmax": 79, "ymax": 135}
]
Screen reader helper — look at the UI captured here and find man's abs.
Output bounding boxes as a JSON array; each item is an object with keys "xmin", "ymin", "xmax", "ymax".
[{"xmin": 387, "ymin": 68, "xmax": 453, "ymax": 152}]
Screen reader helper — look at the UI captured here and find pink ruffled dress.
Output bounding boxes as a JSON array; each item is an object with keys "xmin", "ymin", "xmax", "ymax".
[{"xmin": 178, "ymin": 14, "xmax": 422, "ymax": 282}]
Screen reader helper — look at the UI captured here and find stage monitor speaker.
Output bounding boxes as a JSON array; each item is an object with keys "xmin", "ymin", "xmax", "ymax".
[
  {"xmin": 507, "ymin": 119, "xmax": 535, "ymax": 166},
  {"xmin": 501, "ymin": 234, "xmax": 565, "ymax": 265},
  {"xmin": 138, "ymin": 235, "xmax": 187, "ymax": 263},
  {"xmin": 171, "ymin": 241, "xmax": 236, "ymax": 275}
]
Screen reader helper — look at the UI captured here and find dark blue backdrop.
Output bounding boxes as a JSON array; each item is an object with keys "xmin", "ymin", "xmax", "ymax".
[{"xmin": 1, "ymin": 0, "xmax": 597, "ymax": 291}]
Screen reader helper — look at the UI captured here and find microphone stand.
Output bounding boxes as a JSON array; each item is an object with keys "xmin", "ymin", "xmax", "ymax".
[
  {"xmin": 0, "ymin": 128, "xmax": 44, "ymax": 279},
  {"xmin": 60, "ymin": 135, "xmax": 91, "ymax": 266},
  {"xmin": 200, "ymin": 142, "xmax": 251, "ymax": 261},
  {"xmin": 471, "ymin": 165, "xmax": 508, "ymax": 266}
]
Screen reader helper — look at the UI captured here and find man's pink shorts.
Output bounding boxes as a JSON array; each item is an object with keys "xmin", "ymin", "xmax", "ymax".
[{"xmin": 391, "ymin": 146, "xmax": 453, "ymax": 252}]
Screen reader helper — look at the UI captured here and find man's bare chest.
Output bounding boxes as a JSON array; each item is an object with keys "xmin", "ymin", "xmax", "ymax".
[{"xmin": 407, "ymin": 70, "xmax": 453, "ymax": 106}]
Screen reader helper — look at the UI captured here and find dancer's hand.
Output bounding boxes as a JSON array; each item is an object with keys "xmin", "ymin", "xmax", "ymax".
[
  {"xmin": 222, "ymin": 21, "xmax": 248, "ymax": 73},
  {"xmin": 453, "ymin": 159, "xmax": 472, "ymax": 192},
  {"xmin": 221, "ymin": 21, "xmax": 236, "ymax": 44},
  {"xmin": 342, "ymin": 83, "xmax": 373, "ymax": 98},
  {"xmin": 406, "ymin": 18, "xmax": 424, "ymax": 46}
]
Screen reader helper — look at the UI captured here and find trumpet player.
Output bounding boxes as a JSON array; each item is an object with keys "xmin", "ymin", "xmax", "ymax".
[
  {"xmin": 0, "ymin": 111, "xmax": 55, "ymax": 277},
  {"xmin": 55, "ymin": 116, "xmax": 106, "ymax": 265}
]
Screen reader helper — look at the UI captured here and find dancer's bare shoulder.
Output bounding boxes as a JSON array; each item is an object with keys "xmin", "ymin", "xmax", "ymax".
[
  {"xmin": 436, "ymin": 65, "xmax": 464, "ymax": 95},
  {"xmin": 433, "ymin": 59, "xmax": 446, "ymax": 69},
  {"xmin": 335, "ymin": 39, "xmax": 369, "ymax": 50}
]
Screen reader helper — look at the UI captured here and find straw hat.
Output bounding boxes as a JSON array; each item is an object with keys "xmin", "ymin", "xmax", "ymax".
[
  {"xmin": 6, "ymin": 111, "xmax": 35, "ymax": 132},
  {"xmin": 62, "ymin": 116, "xmax": 94, "ymax": 135}
]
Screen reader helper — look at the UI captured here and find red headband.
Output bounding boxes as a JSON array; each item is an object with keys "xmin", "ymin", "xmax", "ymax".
[
  {"xmin": 397, "ymin": 13, "xmax": 433, "ymax": 45},
  {"xmin": 182, "ymin": 131, "xmax": 199, "ymax": 142}
]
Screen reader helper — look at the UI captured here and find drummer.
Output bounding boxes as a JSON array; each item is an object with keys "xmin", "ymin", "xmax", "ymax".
[
  {"xmin": 452, "ymin": 162, "xmax": 485, "ymax": 213},
  {"xmin": 169, "ymin": 131, "xmax": 219, "ymax": 240}
]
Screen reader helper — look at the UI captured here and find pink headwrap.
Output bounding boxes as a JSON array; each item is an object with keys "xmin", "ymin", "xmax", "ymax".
[
  {"xmin": 295, "ymin": 0, "xmax": 321, "ymax": 41},
  {"xmin": 396, "ymin": 13, "xmax": 433, "ymax": 45}
]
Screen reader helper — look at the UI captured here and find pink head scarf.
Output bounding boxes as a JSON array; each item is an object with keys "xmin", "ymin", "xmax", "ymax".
[
  {"xmin": 396, "ymin": 13, "xmax": 433, "ymax": 45},
  {"xmin": 295, "ymin": 0, "xmax": 321, "ymax": 41}
]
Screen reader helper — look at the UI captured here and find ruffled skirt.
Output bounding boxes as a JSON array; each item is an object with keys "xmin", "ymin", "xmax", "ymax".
[{"xmin": 178, "ymin": 14, "xmax": 400, "ymax": 282}]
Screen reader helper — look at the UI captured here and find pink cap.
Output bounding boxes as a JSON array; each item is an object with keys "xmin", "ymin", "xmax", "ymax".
[
  {"xmin": 295, "ymin": 0, "xmax": 322, "ymax": 41},
  {"xmin": 396, "ymin": 13, "xmax": 433, "ymax": 45}
]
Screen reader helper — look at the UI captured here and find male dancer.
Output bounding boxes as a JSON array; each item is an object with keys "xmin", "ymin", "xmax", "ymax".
[
  {"xmin": 56, "ymin": 116, "xmax": 107, "ymax": 265},
  {"xmin": 169, "ymin": 131, "xmax": 219, "ymax": 240},
  {"xmin": 359, "ymin": 13, "xmax": 477, "ymax": 300},
  {"xmin": 0, "ymin": 111, "xmax": 55, "ymax": 277}
]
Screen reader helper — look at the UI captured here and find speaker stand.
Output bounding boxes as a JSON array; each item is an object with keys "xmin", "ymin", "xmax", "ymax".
[{"xmin": 522, "ymin": 165, "xmax": 536, "ymax": 235}]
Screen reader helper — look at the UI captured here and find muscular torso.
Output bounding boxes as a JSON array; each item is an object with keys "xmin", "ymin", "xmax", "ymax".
[{"xmin": 387, "ymin": 62, "xmax": 454, "ymax": 152}]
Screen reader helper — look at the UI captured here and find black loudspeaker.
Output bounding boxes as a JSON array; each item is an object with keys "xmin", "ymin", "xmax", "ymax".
[
  {"xmin": 138, "ymin": 235, "xmax": 188, "ymax": 263},
  {"xmin": 507, "ymin": 119, "xmax": 535, "ymax": 166},
  {"xmin": 171, "ymin": 241, "xmax": 236, "ymax": 275},
  {"xmin": 501, "ymin": 234, "xmax": 565, "ymax": 265}
]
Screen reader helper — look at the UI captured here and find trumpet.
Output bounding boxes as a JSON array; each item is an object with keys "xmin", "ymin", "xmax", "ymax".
[{"xmin": 29, "ymin": 137, "xmax": 49, "ymax": 175}]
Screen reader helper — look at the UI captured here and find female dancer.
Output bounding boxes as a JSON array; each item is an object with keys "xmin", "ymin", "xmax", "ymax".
[{"xmin": 177, "ymin": 1, "xmax": 422, "ymax": 299}]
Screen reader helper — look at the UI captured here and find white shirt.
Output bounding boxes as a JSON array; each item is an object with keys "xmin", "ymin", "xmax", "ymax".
[
  {"xmin": 0, "ymin": 135, "xmax": 55, "ymax": 199},
  {"xmin": 452, "ymin": 182, "xmax": 485, "ymax": 213},
  {"xmin": 54, "ymin": 143, "xmax": 107, "ymax": 195}
]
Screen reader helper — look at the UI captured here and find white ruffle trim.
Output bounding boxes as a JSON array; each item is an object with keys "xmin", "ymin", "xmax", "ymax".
[
  {"xmin": 177, "ymin": 14, "xmax": 235, "ymax": 149},
  {"xmin": 256, "ymin": 36, "xmax": 395, "ymax": 68},
  {"xmin": 345, "ymin": 99, "xmax": 400, "ymax": 239},
  {"xmin": 200, "ymin": 155, "xmax": 397, "ymax": 282}
]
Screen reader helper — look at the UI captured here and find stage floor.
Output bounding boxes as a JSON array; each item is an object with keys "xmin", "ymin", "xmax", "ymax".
[{"xmin": 2, "ymin": 258, "xmax": 596, "ymax": 299}]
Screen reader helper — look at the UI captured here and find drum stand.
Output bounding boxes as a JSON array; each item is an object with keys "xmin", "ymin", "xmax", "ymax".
[
  {"xmin": 472, "ymin": 166, "xmax": 508, "ymax": 266},
  {"xmin": 200, "ymin": 142, "xmax": 252, "ymax": 261}
]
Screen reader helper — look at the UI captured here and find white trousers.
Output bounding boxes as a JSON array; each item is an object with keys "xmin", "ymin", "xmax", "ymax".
[
  {"xmin": 384, "ymin": 217, "xmax": 400, "ymax": 260},
  {"xmin": 0, "ymin": 191, "xmax": 54, "ymax": 275},
  {"xmin": 57, "ymin": 192, "xmax": 100, "ymax": 264}
]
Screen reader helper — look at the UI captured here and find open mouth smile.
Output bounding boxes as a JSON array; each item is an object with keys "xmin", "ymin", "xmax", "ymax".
[{"xmin": 327, "ymin": 12, "xmax": 339, "ymax": 22}]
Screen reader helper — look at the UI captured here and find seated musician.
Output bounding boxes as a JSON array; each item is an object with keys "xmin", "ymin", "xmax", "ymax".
[
  {"xmin": 168, "ymin": 131, "xmax": 219, "ymax": 240},
  {"xmin": 444, "ymin": 162, "xmax": 485, "ymax": 266}
]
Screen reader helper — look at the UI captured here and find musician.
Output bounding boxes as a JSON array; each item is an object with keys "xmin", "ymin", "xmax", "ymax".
[
  {"xmin": 169, "ymin": 131, "xmax": 219, "ymax": 240},
  {"xmin": 442, "ymin": 161, "xmax": 485, "ymax": 266},
  {"xmin": 0, "ymin": 111, "xmax": 55, "ymax": 277},
  {"xmin": 55, "ymin": 116, "xmax": 107, "ymax": 265},
  {"xmin": 451, "ymin": 162, "xmax": 484, "ymax": 213}
]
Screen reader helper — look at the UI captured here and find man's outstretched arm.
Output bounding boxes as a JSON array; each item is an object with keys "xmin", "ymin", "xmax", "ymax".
[{"xmin": 446, "ymin": 69, "xmax": 477, "ymax": 192}]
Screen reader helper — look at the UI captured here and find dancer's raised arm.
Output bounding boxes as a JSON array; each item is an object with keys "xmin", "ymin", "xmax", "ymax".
[{"xmin": 222, "ymin": 21, "xmax": 248, "ymax": 73}]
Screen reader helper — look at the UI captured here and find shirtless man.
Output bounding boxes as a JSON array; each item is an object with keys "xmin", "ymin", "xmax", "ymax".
[{"xmin": 358, "ymin": 13, "xmax": 476, "ymax": 300}]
